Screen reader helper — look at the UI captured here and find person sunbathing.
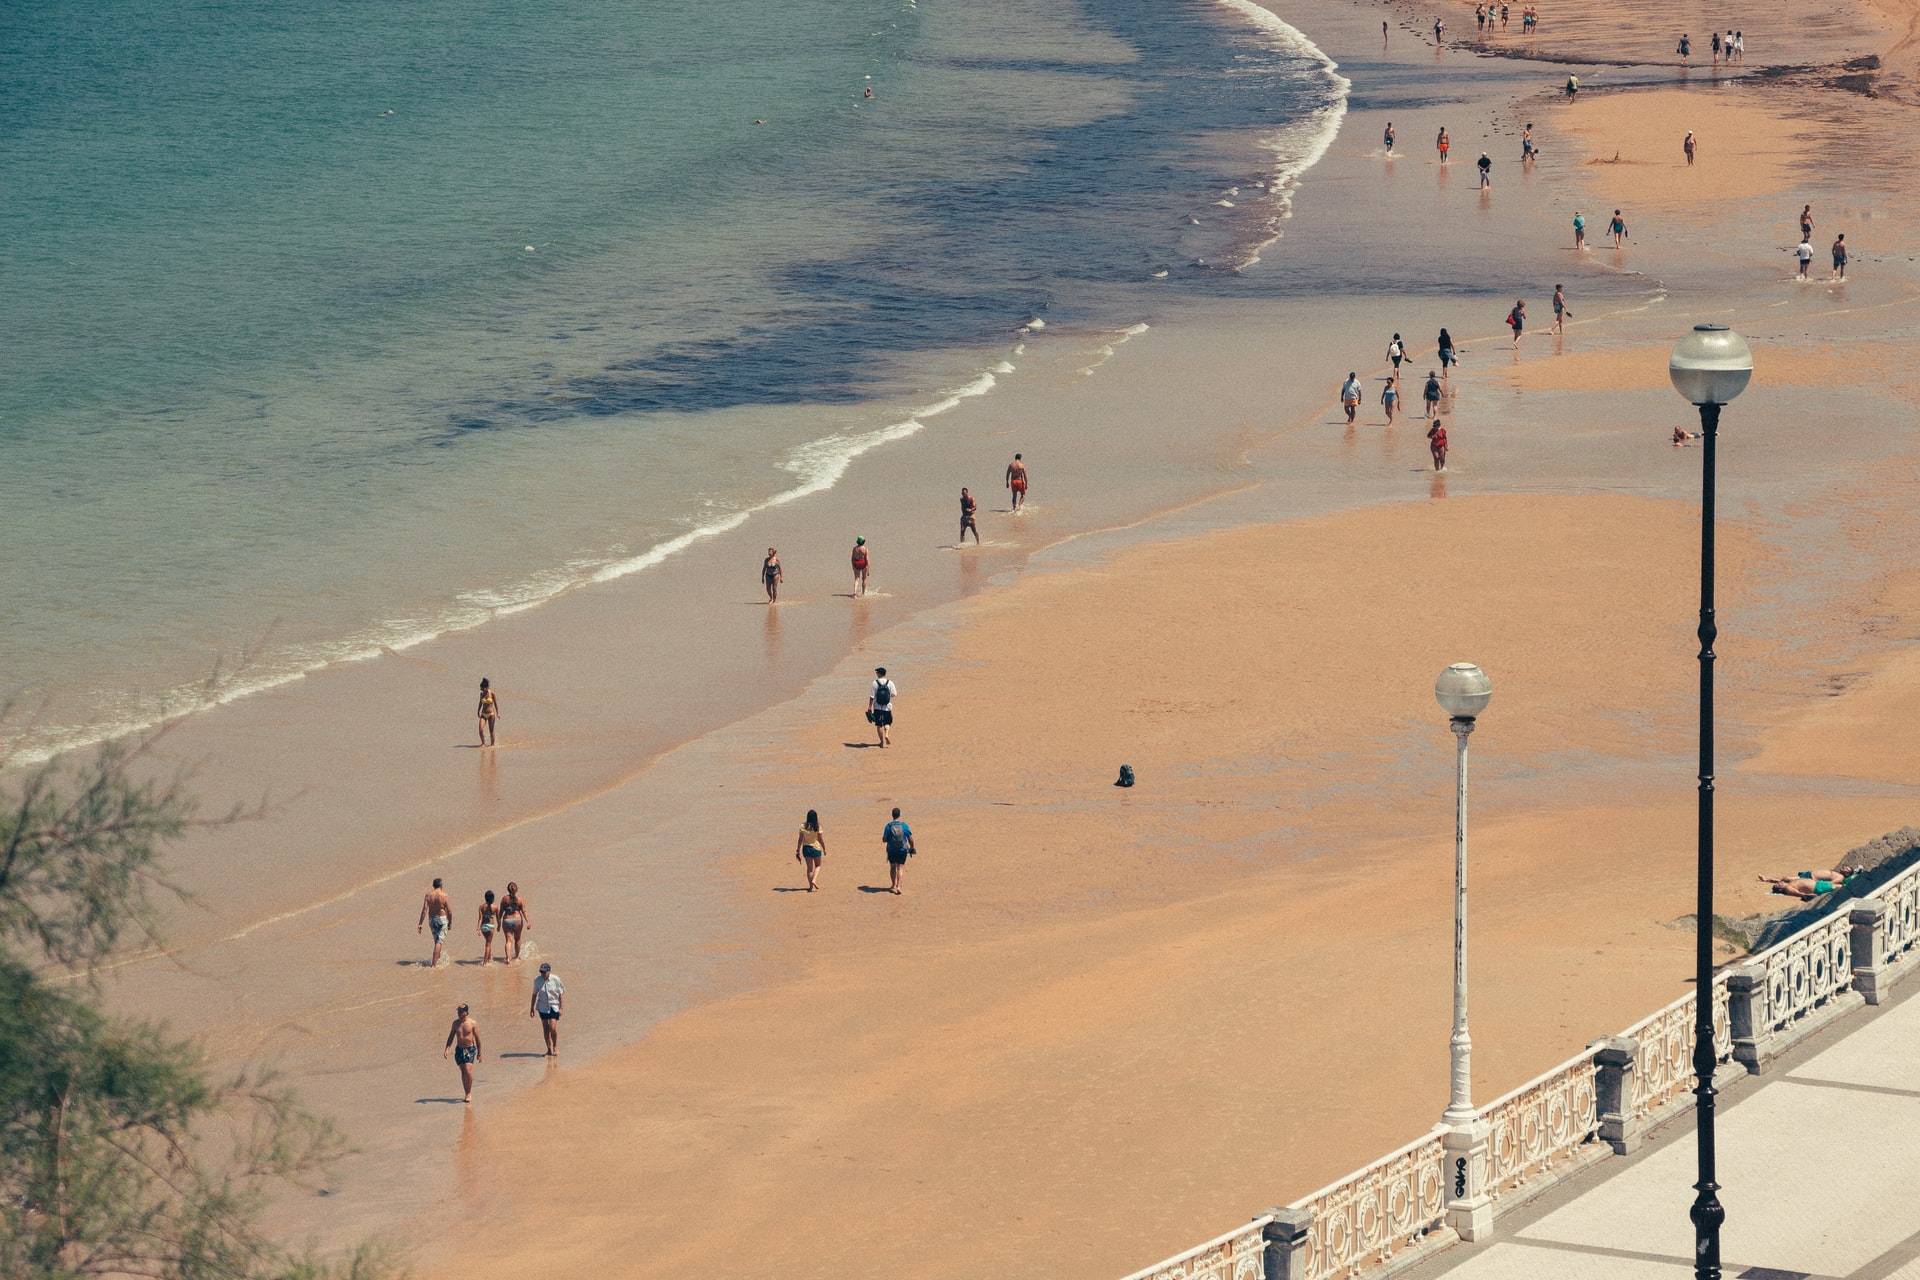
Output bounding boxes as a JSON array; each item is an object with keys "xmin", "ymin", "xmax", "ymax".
[{"xmin": 1757, "ymin": 867, "xmax": 1858, "ymax": 898}]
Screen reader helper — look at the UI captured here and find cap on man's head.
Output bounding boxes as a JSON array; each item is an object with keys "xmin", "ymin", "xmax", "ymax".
[
  {"xmin": 875, "ymin": 667, "xmax": 886, "ymax": 676},
  {"xmin": 433, "ymin": 877, "xmax": 443, "ymax": 888},
  {"xmin": 539, "ymin": 962, "xmax": 552, "ymax": 973},
  {"xmin": 457, "ymin": 1003, "xmax": 469, "ymax": 1014}
]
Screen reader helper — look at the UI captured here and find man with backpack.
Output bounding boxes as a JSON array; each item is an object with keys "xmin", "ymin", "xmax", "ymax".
[
  {"xmin": 868, "ymin": 666, "xmax": 898, "ymax": 748},
  {"xmin": 881, "ymin": 807, "xmax": 917, "ymax": 894}
]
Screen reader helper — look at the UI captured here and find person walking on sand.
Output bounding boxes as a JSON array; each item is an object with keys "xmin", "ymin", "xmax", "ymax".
[
  {"xmin": 530, "ymin": 961, "xmax": 565, "ymax": 1056},
  {"xmin": 1573, "ymin": 209, "xmax": 1587, "ymax": 249},
  {"xmin": 761, "ymin": 547, "xmax": 783, "ymax": 603},
  {"xmin": 1433, "ymin": 16, "xmax": 1445, "ymax": 44},
  {"xmin": 1387, "ymin": 333, "xmax": 1406, "ymax": 370},
  {"xmin": 477, "ymin": 889, "xmax": 501, "ymax": 965},
  {"xmin": 1381, "ymin": 374, "xmax": 1401, "ymax": 424},
  {"xmin": 1609, "ymin": 209, "xmax": 1626, "ymax": 247},
  {"xmin": 1340, "ymin": 372, "xmax": 1364, "ymax": 423},
  {"xmin": 868, "ymin": 666, "xmax": 897, "ymax": 748},
  {"xmin": 419, "ymin": 877, "xmax": 452, "ymax": 967},
  {"xmin": 476, "ymin": 678, "xmax": 499, "ymax": 747},
  {"xmin": 1500, "ymin": 3, "xmax": 1509, "ymax": 30},
  {"xmin": 882, "ymin": 807, "xmax": 916, "ymax": 894},
  {"xmin": 443, "ymin": 1004, "xmax": 482, "ymax": 1102},
  {"xmin": 1521, "ymin": 122, "xmax": 1535, "ymax": 162},
  {"xmin": 1427, "ymin": 419, "xmax": 1449, "ymax": 471},
  {"xmin": 1793, "ymin": 237, "xmax": 1814, "ymax": 279},
  {"xmin": 795, "ymin": 809, "xmax": 827, "ymax": 891},
  {"xmin": 1552, "ymin": 284, "xmax": 1571, "ymax": 334},
  {"xmin": 1383, "ymin": 120, "xmax": 1395, "ymax": 153},
  {"xmin": 1800, "ymin": 204, "xmax": 1814, "ymax": 240},
  {"xmin": 958, "ymin": 488, "xmax": 980, "ymax": 545},
  {"xmin": 1566, "ymin": 74, "xmax": 1578, "ymax": 99},
  {"xmin": 1436, "ymin": 126, "xmax": 1450, "ymax": 162},
  {"xmin": 1711, "ymin": 31, "xmax": 1721, "ymax": 61},
  {"xmin": 1506, "ymin": 300, "xmax": 1525, "ymax": 348},
  {"xmin": 1832, "ymin": 233, "xmax": 1849, "ymax": 279},
  {"xmin": 1436, "ymin": 328, "xmax": 1457, "ymax": 376},
  {"xmin": 499, "ymin": 881, "xmax": 530, "ymax": 961},
  {"xmin": 1005, "ymin": 453, "xmax": 1028, "ymax": 512},
  {"xmin": 1676, "ymin": 33, "xmax": 1690, "ymax": 64},
  {"xmin": 1476, "ymin": 151, "xmax": 1492, "ymax": 189},
  {"xmin": 1684, "ymin": 130, "xmax": 1696, "ymax": 166},
  {"xmin": 851, "ymin": 536, "xmax": 870, "ymax": 597},
  {"xmin": 1422, "ymin": 370, "xmax": 1442, "ymax": 418}
]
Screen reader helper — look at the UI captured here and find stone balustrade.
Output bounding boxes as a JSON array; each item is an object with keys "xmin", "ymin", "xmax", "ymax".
[{"xmin": 1119, "ymin": 852, "xmax": 1920, "ymax": 1280}]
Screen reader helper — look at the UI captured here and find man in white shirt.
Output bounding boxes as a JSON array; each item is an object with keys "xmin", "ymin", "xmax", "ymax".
[
  {"xmin": 1794, "ymin": 239, "xmax": 1813, "ymax": 279},
  {"xmin": 1339, "ymin": 372, "xmax": 1363, "ymax": 423},
  {"xmin": 868, "ymin": 666, "xmax": 898, "ymax": 748},
  {"xmin": 530, "ymin": 962, "xmax": 565, "ymax": 1057}
]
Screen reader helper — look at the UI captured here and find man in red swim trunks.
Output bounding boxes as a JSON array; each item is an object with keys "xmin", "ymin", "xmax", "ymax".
[
  {"xmin": 1005, "ymin": 453, "xmax": 1028, "ymax": 512},
  {"xmin": 1427, "ymin": 418, "xmax": 1449, "ymax": 471}
]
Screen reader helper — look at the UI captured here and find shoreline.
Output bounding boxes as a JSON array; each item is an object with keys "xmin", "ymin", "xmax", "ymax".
[{"xmin": 53, "ymin": 0, "xmax": 1920, "ymax": 1270}]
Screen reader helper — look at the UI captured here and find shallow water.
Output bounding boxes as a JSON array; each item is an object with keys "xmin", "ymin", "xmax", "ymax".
[{"xmin": 1, "ymin": 0, "xmax": 1345, "ymax": 759}]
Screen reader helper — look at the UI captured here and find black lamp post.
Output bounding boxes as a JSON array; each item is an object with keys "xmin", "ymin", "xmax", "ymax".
[{"xmin": 1668, "ymin": 323, "xmax": 1753, "ymax": 1280}]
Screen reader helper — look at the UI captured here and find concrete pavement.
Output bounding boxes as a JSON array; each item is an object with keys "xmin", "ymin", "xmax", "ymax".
[{"xmin": 1403, "ymin": 971, "xmax": 1920, "ymax": 1280}]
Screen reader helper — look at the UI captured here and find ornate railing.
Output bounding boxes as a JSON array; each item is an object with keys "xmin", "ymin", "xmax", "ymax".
[
  {"xmin": 1756, "ymin": 911, "xmax": 1852, "ymax": 1035},
  {"xmin": 1117, "ymin": 851, "xmax": 1920, "ymax": 1280},
  {"xmin": 1482, "ymin": 1053, "xmax": 1598, "ymax": 1194},
  {"xmin": 1116, "ymin": 1216, "xmax": 1273, "ymax": 1280},
  {"xmin": 1289, "ymin": 1131, "xmax": 1444, "ymax": 1280}
]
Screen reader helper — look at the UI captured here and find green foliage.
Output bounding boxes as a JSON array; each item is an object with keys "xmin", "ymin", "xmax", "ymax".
[{"xmin": 0, "ymin": 742, "xmax": 398, "ymax": 1279}]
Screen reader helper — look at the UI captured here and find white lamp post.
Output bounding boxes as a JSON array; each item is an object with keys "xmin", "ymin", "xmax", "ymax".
[
  {"xmin": 1435, "ymin": 661, "xmax": 1493, "ymax": 1241},
  {"xmin": 1669, "ymin": 324, "xmax": 1752, "ymax": 1280}
]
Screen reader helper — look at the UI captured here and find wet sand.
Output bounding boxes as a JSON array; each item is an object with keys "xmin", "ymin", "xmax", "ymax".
[{"xmin": 63, "ymin": 0, "xmax": 1920, "ymax": 1272}]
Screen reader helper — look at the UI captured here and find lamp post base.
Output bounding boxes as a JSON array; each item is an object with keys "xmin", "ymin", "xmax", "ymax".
[{"xmin": 1439, "ymin": 1116, "xmax": 1494, "ymax": 1241}]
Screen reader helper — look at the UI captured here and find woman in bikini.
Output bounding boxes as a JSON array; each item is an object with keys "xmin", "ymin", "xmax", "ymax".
[
  {"xmin": 476, "ymin": 678, "xmax": 499, "ymax": 747},
  {"xmin": 794, "ymin": 810, "xmax": 827, "ymax": 891},
  {"xmin": 762, "ymin": 548, "xmax": 783, "ymax": 604},
  {"xmin": 499, "ymin": 882, "xmax": 530, "ymax": 961},
  {"xmin": 477, "ymin": 889, "xmax": 501, "ymax": 964}
]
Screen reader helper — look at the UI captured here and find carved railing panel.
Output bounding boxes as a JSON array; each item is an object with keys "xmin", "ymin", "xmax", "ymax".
[
  {"xmin": 1879, "ymin": 860, "xmax": 1920, "ymax": 965},
  {"xmin": 1621, "ymin": 982, "xmax": 1731, "ymax": 1122},
  {"xmin": 1117, "ymin": 1218, "xmax": 1271, "ymax": 1280},
  {"xmin": 1483, "ymin": 1055, "xmax": 1598, "ymax": 1193},
  {"xmin": 1758, "ymin": 912, "xmax": 1851, "ymax": 1034},
  {"xmin": 1291, "ymin": 1132, "xmax": 1444, "ymax": 1280}
]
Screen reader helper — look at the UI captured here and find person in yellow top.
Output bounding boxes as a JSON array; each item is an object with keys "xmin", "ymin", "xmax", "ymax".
[
  {"xmin": 476, "ymin": 677, "xmax": 500, "ymax": 746},
  {"xmin": 794, "ymin": 809, "xmax": 827, "ymax": 892}
]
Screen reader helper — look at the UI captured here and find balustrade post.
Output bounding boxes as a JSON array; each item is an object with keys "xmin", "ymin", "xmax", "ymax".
[
  {"xmin": 1850, "ymin": 897, "xmax": 1891, "ymax": 1005},
  {"xmin": 1726, "ymin": 963, "xmax": 1770, "ymax": 1075},
  {"xmin": 1262, "ymin": 1207, "xmax": 1313, "ymax": 1280},
  {"xmin": 1593, "ymin": 1035, "xmax": 1642, "ymax": 1155}
]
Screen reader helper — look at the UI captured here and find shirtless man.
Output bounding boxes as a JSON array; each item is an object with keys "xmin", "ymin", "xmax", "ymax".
[
  {"xmin": 851, "ymin": 536, "xmax": 870, "ymax": 597},
  {"xmin": 1005, "ymin": 453, "xmax": 1029, "ymax": 512},
  {"xmin": 1758, "ymin": 867, "xmax": 1857, "ymax": 898},
  {"xmin": 418, "ymin": 877, "xmax": 452, "ymax": 967},
  {"xmin": 958, "ymin": 487, "xmax": 980, "ymax": 545},
  {"xmin": 443, "ymin": 1004, "xmax": 482, "ymax": 1102}
]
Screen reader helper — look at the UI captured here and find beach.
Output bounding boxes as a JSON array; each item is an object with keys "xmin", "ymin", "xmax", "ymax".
[{"xmin": 23, "ymin": 0, "xmax": 1920, "ymax": 1274}]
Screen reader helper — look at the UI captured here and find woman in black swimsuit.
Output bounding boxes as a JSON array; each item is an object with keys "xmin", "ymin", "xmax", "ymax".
[
  {"xmin": 762, "ymin": 547, "xmax": 783, "ymax": 603},
  {"xmin": 499, "ymin": 882, "xmax": 530, "ymax": 962}
]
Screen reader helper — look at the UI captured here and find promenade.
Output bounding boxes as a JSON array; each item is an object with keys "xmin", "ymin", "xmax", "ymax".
[{"xmin": 1404, "ymin": 971, "xmax": 1920, "ymax": 1280}]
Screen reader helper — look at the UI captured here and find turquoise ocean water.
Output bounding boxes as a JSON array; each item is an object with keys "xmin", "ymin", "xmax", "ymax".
[{"xmin": 0, "ymin": 0, "xmax": 1344, "ymax": 758}]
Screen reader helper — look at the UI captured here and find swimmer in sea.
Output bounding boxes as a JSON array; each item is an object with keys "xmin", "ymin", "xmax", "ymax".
[
  {"xmin": 959, "ymin": 487, "xmax": 980, "ymax": 545},
  {"xmin": 851, "ymin": 536, "xmax": 870, "ymax": 597},
  {"xmin": 864, "ymin": 85, "xmax": 873, "ymax": 99},
  {"xmin": 1673, "ymin": 425, "xmax": 1702, "ymax": 445},
  {"xmin": 443, "ymin": 1004, "xmax": 482, "ymax": 1103},
  {"xmin": 1005, "ymin": 453, "xmax": 1028, "ymax": 512},
  {"xmin": 477, "ymin": 889, "xmax": 500, "ymax": 965},
  {"xmin": 499, "ymin": 881, "xmax": 530, "ymax": 962},
  {"xmin": 762, "ymin": 547, "xmax": 783, "ymax": 603},
  {"xmin": 476, "ymin": 677, "xmax": 499, "ymax": 747}
]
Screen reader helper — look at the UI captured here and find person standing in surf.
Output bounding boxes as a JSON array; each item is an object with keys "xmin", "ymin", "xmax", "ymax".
[
  {"xmin": 476, "ymin": 678, "xmax": 499, "ymax": 746},
  {"xmin": 1436, "ymin": 126, "xmax": 1450, "ymax": 162},
  {"xmin": 761, "ymin": 547, "xmax": 784, "ymax": 603},
  {"xmin": 1381, "ymin": 374, "xmax": 1401, "ymax": 425},
  {"xmin": 1340, "ymin": 372, "xmax": 1364, "ymax": 423},
  {"xmin": 477, "ymin": 889, "xmax": 500, "ymax": 965},
  {"xmin": 1427, "ymin": 419, "xmax": 1449, "ymax": 471},
  {"xmin": 1383, "ymin": 120, "xmax": 1395, "ymax": 153},
  {"xmin": 418, "ymin": 877, "xmax": 452, "ymax": 967},
  {"xmin": 1506, "ymin": 299, "xmax": 1526, "ymax": 349},
  {"xmin": 851, "ymin": 536, "xmax": 870, "ymax": 597},
  {"xmin": 959, "ymin": 488, "xmax": 980, "ymax": 545},
  {"xmin": 1422, "ymin": 370, "xmax": 1443, "ymax": 419},
  {"xmin": 1005, "ymin": 454, "xmax": 1028, "ymax": 512},
  {"xmin": 1552, "ymin": 284, "xmax": 1571, "ymax": 334},
  {"xmin": 499, "ymin": 881, "xmax": 530, "ymax": 962}
]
